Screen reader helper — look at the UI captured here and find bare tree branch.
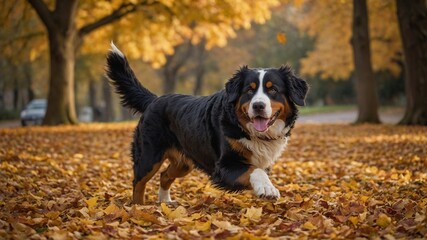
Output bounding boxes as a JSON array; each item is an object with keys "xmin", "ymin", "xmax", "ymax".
[
  {"xmin": 78, "ymin": 3, "xmax": 138, "ymax": 37},
  {"xmin": 53, "ymin": 0, "xmax": 78, "ymax": 32},
  {"xmin": 26, "ymin": 0, "xmax": 55, "ymax": 31},
  {"xmin": 0, "ymin": 0, "xmax": 19, "ymax": 27},
  {"xmin": 78, "ymin": 0, "xmax": 174, "ymax": 37},
  {"xmin": 0, "ymin": 31, "xmax": 44, "ymax": 48}
]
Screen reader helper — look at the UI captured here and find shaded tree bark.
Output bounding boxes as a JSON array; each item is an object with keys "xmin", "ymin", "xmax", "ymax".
[
  {"xmin": 351, "ymin": 0, "xmax": 380, "ymax": 123},
  {"xmin": 12, "ymin": 64, "xmax": 20, "ymax": 110},
  {"xmin": 88, "ymin": 78, "xmax": 97, "ymax": 113},
  {"xmin": 193, "ymin": 40, "xmax": 206, "ymax": 95},
  {"xmin": 161, "ymin": 41, "xmax": 194, "ymax": 94},
  {"xmin": 27, "ymin": 0, "xmax": 142, "ymax": 125},
  {"xmin": 27, "ymin": 0, "xmax": 79, "ymax": 125},
  {"xmin": 102, "ymin": 76, "xmax": 114, "ymax": 122},
  {"xmin": 396, "ymin": 0, "xmax": 427, "ymax": 125},
  {"xmin": 23, "ymin": 62, "xmax": 35, "ymax": 101}
]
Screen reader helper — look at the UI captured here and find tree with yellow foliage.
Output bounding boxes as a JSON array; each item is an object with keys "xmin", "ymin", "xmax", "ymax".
[
  {"xmin": 352, "ymin": 0, "xmax": 380, "ymax": 123},
  {"xmin": 294, "ymin": 0, "xmax": 401, "ymax": 80},
  {"xmin": 26, "ymin": 0, "xmax": 280, "ymax": 125},
  {"xmin": 292, "ymin": 0, "xmax": 401, "ymax": 123},
  {"xmin": 395, "ymin": 0, "xmax": 427, "ymax": 125}
]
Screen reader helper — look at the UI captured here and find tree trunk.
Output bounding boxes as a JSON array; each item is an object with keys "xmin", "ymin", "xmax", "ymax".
[
  {"xmin": 163, "ymin": 71, "xmax": 177, "ymax": 94},
  {"xmin": 42, "ymin": 31, "xmax": 78, "ymax": 125},
  {"xmin": 23, "ymin": 62, "xmax": 35, "ymax": 102},
  {"xmin": 351, "ymin": 0, "xmax": 380, "ymax": 123},
  {"xmin": 102, "ymin": 77, "xmax": 114, "ymax": 122},
  {"xmin": 27, "ymin": 0, "xmax": 154, "ymax": 125},
  {"xmin": 161, "ymin": 41, "xmax": 194, "ymax": 94},
  {"xmin": 88, "ymin": 78, "xmax": 97, "ymax": 112},
  {"xmin": 27, "ymin": 0, "xmax": 80, "ymax": 125},
  {"xmin": 12, "ymin": 65, "xmax": 19, "ymax": 110},
  {"xmin": 396, "ymin": 0, "xmax": 427, "ymax": 125},
  {"xmin": 193, "ymin": 41, "xmax": 206, "ymax": 95}
]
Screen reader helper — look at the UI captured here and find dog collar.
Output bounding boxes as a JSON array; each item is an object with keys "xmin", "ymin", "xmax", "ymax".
[{"xmin": 252, "ymin": 125, "xmax": 291, "ymax": 142}]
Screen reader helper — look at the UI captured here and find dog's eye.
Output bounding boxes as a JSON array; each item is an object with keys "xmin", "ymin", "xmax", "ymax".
[
  {"xmin": 268, "ymin": 88, "xmax": 277, "ymax": 96},
  {"xmin": 247, "ymin": 89, "xmax": 254, "ymax": 95}
]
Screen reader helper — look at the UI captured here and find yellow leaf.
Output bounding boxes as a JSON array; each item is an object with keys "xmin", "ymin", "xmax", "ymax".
[
  {"xmin": 49, "ymin": 230, "xmax": 68, "ymax": 240},
  {"xmin": 78, "ymin": 207, "xmax": 90, "ymax": 218},
  {"xmin": 111, "ymin": 152, "xmax": 120, "ymax": 159},
  {"xmin": 45, "ymin": 211, "xmax": 60, "ymax": 220},
  {"xmin": 79, "ymin": 219, "xmax": 95, "ymax": 225},
  {"xmin": 391, "ymin": 173, "xmax": 399, "ymax": 180},
  {"xmin": 302, "ymin": 221, "xmax": 317, "ymax": 230},
  {"xmin": 244, "ymin": 207, "xmax": 263, "ymax": 222},
  {"xmin": 276, "ymin": 32, "xmax": 287, "ymax": 45},
  {"xmin": 228, "ymin": 232, "xmax": 262, "ymax": 240},
  {"xmin": 104, "ymin": 204, "xmax": 120, "ymax": 215},
  {"xmin": 190, "ymin": 213, "xmax": 202, "ymax": 220},
  {"xmin": 130, "ymin": 206, "xmax": 161, "ymax": 225},
  {"xmin": 360, "ymin": 195, "xmax": 370, "ymax": 203},
  {"xmin": 359, "ymin": 212, "xmax": 367, "ymax": 222},
  {"xmin": 160, "ymin": 203, "xmax": 171, "ymax": 216},
  {"xmin": 104, "ymin": 203, "xmax": 128, "ymax": 221},
  {"xmin": 376, "ymin": 213, "xmax": 391, "ymax": 228},
  {"xmin": 415, "ymin": 213, "xmax": 425, "ymax": 222},
  {"xmin": 232, "ymin": 198, "xmax": 249, "ymax": 208},
  {"xmin": 130, "ymin": 218, "xmax": 150, "ymax": 226},
  {"xmin": 195, "ymin": 220, "xmax": 211, "ymax": 231},
  {"xmin": 106, "ymin": 221, "xmax": 120, "ymax": 227},
  {"xmin": 212, "ymin": 220, "xmax": 241, "ymax": 233},
  {"xmin": 168, "ymin": 206, "xmax": 187, "ymax": 220},
  {"xmin": 29, "ymin": 192, "xmax": 42, "ymax": 201},
  {"xmin": 84, "ymin": 197, "xmax": 98, "ymax": 209},
  {"xmin": 348, "ymin": 216, "xmax": 359, "ymax": 226}
]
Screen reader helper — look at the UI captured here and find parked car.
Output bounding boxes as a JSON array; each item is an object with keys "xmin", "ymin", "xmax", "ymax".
[
  {"xmin": 78, "ymin": 106, "xmax": 93, "ymax": 123},
  {"xmin": 20, "ymin": 99, "xmax": 47, "ymax": 126}
]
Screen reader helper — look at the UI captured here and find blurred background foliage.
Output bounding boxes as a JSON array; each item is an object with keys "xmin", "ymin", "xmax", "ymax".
[{"xmin": 0, "ymin": 0, "xmax": 417, "ymax": 123}]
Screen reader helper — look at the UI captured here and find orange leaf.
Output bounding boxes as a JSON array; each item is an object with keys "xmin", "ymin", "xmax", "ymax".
[{"xmin": 276, "ymin": 32, "xmax": 287, "ymax": 45}]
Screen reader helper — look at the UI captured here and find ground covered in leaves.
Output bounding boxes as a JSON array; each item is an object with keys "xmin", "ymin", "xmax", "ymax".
[{"xmin": 0, "ymin": 123, "xmax": 426, "ymax": 239}]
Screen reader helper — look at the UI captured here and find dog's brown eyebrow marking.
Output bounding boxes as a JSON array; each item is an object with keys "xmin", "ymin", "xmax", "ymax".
[
  {"xmin": 250, "ymin": 82, "xmax": 257, "ymax": 89},
  {"xmin": 266, "ymin": 81, "xmax": 273, "ymax": 88}
]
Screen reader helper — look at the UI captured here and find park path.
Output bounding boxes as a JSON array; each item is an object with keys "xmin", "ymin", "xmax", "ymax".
[
  {"xmin": 299, "ymin": 108, "xmax": 404, "ymax": 124},
  {"xmin": 0, "ymin": 108, "xmax": 405, "ymax": 128}
]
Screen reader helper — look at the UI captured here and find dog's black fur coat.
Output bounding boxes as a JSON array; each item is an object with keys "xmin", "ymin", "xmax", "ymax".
[{"xmin": 106, "ymin": 47, "xmax": 308, "ymax": 201}]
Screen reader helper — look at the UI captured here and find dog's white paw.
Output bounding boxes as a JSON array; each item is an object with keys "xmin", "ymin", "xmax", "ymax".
[
  {"xmin": 253, "ymin": 184, "xmax": 280, "ymax": 199},
  {"xmin": 250, "ymin": 168, "xmax": 280, "ymax": 200}
]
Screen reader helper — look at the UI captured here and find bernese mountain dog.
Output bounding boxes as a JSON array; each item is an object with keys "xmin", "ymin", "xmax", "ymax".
[{"xmin": 106, "ymin": 43, "xmax": 308, "ymax": 205}]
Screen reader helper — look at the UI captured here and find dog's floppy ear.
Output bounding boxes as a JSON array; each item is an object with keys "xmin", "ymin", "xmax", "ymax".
[
  {"xmin": 279, "ymin": 65, "xmax": 309, "ymax": 106},
  {"xmin": 225, "ymin": 66, "xmax": 247, "ymax": 103}
]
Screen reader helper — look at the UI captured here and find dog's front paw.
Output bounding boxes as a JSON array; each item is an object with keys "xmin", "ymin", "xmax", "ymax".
[
  {"xmin": 253, "ymin": 182, "xmax": 280, "ymax": 200},
  {"xmin": 250, "ymin": 168, "xmax": 280, "ymax": 200}
]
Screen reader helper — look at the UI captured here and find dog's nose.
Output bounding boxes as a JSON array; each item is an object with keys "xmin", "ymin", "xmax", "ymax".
[{"xmin": 252, "ymin": 102, "xmax": 266, "ymax": 112}]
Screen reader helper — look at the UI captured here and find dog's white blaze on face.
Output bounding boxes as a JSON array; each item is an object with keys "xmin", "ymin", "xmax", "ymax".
[{"xmin": 248, "ymin": 70, "xmax": 272, "ymax": 119}]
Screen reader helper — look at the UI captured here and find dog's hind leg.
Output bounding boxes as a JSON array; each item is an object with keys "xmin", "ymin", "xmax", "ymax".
[
  {"xmin": 158, "ymin": 148, "xmax": 193, "ymax": 203},
  {"xmin": 132, "ymin": 141, "xmax": 166, "ymax": 205}
]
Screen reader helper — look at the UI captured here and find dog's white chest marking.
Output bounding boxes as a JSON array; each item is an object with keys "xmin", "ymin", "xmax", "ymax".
[
  {"xmin": 239, "ymin": 119, "xmax": 290, "ymax": 169},
  {"xmin": 238, "ymin": 136, "xmax": 288, "ymax": 170}
]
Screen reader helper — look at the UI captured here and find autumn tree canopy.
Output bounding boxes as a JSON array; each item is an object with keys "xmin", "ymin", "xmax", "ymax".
[
  {"xmin": 293, "ymin": 0, "xmax": 402, "ymax": 80},
  {"xmin": 23, "ymin": 0, "xmax": 282, "ymax": 125}
]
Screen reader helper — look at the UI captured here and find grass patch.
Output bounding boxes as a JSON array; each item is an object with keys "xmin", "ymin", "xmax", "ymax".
[
  {"xmin": 0, "ymin": 109, "xmax": 20, "ymax": 121},
  {"xmin": 300, "ymin": 105, "xmax": 356, "ymax": 115}
]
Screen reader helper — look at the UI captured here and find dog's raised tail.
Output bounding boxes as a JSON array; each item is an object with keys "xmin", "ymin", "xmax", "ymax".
[{"xmin": 106, "ymin": 42, "xmax": 157, "ymax": 114}]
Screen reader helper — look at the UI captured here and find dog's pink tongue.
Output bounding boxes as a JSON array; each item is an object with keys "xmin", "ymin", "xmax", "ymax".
[{"xmin": 253, "ymin": 118, "xmax": 269, "ymax": 132}]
